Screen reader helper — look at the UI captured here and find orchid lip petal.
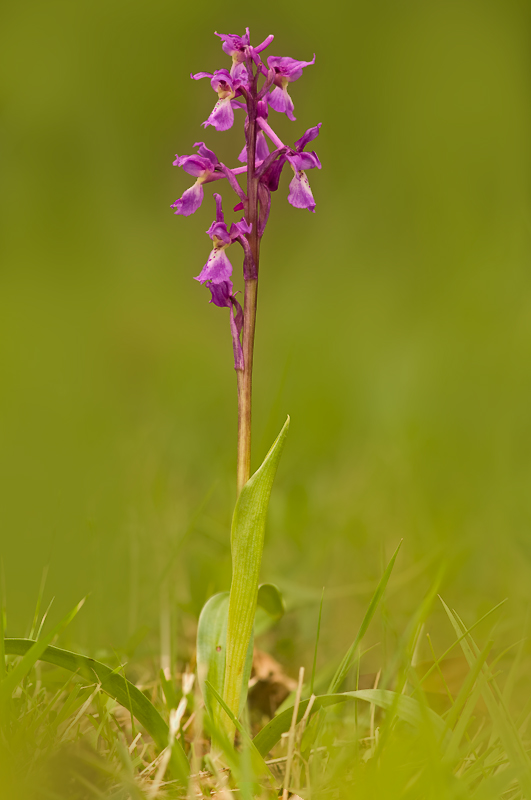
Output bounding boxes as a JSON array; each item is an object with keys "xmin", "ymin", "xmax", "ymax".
[
  {"xmin": 287, "ymin": 170, "xmax": 316, "ymax": 212},
  {"xmin": 171, "ymin": 182, "xmax": 204, "ymax": 216},
  {"xmin": 268, "ymin": 85, "xmax": 296, "ymax": 121},
  {"xmin": 195, "ymin": 247, "xmax": 233, "ymax": 284},
  {"xmin": 203, "ymin": 96, "xmax": 235, "ymax": 131}
]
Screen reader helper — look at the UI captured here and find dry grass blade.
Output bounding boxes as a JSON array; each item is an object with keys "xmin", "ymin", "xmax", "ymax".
[{"xmin": 282, "ymin": 666, "xmax": 305, "ymax": 800}]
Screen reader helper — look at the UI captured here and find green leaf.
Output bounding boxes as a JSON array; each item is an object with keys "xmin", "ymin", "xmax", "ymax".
[
  {"xmin": 253, "ymin": 689, "xmax": 447, "ymax": 757},
  {"xmin": 197, "ymin": 592, "xmax": 229, "ymax": 722},
  {"xmin": 255, "ymin": 583, "xmax": 285, "ymax": 636},
  {"xmin": 3, "ymin": 638, "xmax": 190, "ymax": 784},
  {"xmin": 328, "ymin": 541, "xmax": 402, "ymax": 694},
  {"xmin": 257, "ymin": 583, "xmax": 285, "ymax": 621},
  {"xmin": 222, "ymin": 417, "xmax": 289, "ymax": 737},
  {"xmin": 196, "ymin": 592, "xmax": 253, "ymax": 723}
]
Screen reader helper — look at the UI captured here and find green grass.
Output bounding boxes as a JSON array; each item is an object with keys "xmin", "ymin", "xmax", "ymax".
[{"xmin": 1, "ymin": 567, "xmax": 530, "ymax": 799}]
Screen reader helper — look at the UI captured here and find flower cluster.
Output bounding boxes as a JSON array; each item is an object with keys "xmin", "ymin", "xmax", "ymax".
[{"xmin": 171, "ymin": 28, "xmax": 321, "ymax": 369}]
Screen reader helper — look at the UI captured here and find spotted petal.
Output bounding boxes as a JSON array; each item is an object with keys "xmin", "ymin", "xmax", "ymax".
[
  {"xmin": 195, "ymin": 247, "xmax": 233, "ymax": 284},
  {"xmin": 287, "ymin": 170, "xmax": 316, "ymax": 213},
  {"xmin": 203, "ymin": 97, "xmax": 234, "ymax": 131}
]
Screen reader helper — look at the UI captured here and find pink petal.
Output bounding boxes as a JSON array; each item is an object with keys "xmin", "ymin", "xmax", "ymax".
[
  {"xmin": 287, "ymin": 171, "xmax": 316, "ymax": 212},
  {"xmin": 203, "ymin": 97, "xmax": 234, "ymax": 131},
  {"xmin": 171, "ymin": 182, "xmax": 204, "ymax": 216},
  {"xmin": 268, "ymin": 86, "xmax": 295, "ymax": 121}
]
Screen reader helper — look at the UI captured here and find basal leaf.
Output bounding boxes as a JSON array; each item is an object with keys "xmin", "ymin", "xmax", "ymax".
[
  {"xmin": 197, "ymin": 592, "xmax": 253, "ymax": 723},
  {"xmin": 197, "ymin": 592, "xmax": 229, "ymax": 721},
  {"xmin": 257, "ymin": 583, "xmax": 285, "ymax": 621},
  {"xmin": 222, "ymin": 417, "xmax": 289, "ymax": 737}
]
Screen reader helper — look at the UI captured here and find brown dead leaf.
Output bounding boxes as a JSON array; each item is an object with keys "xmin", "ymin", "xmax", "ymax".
[{"xmin": 248, "ymin": 649, "xmax": 298, "ymax": 717}]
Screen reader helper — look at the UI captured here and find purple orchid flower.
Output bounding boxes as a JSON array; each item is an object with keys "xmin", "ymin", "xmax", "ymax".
[
  {"xmin": 266, "ymin": 54, "xmax": 315, "ymax": 121},
  {"xmin": 286, "ymin": 123, "xmax": 322, "ymax": 212},
  {"xmin": 216, "ymin": 29, "xmax": 250, "ymax": 59},
  {"xmin": 257, "ymin": 120, "xmax": 322, "ymax": 212},
  {"xmin": 191, "ymin": 69, "xmax": 246, "ymax": 131},
  {"xmin": 214, "ymin": 29, "xmax": 250, "ymax": 83},
  {"xmin": 195, "ymin": 194, "xmax": 253, "ymax": 285},
  {"xmin": 207, "ymin": 279, "xmax": 244, "ymax": 370},
  {"xmin": 171, "ymin": 142, "xmax": 218, "ymax": 216},
  {"xmin": 215, "ymin": 29, "xmax": 275, "ymax": 82}
]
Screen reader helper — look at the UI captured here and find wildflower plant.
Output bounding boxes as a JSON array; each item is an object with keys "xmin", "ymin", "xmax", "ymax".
[
  {"xmin": 171, "ymin": 27, "xmax": 321, "ymax": 742},
  {"xmin": 3, "ymin": 25, "xmax": 531, "ymax": 800}
]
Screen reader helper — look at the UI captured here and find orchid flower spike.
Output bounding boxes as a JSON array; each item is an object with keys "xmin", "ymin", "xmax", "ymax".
[{"xmin": 172, "ymin": 29, "xmax": 320, "ymax": 371}]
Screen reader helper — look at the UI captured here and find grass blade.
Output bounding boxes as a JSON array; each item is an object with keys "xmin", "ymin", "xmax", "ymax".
[
  {"xmin": 253, "ymin": 688, "xmax": 447, "ymax": 756},
  {"xmin": 3, "ymin": 638, "xmax": 190, "ymax": 784},
  {"xmin": 414, "ymin": 598, "xmax": 507, "ymax": 695},
  {"xmin": 328, "ymin": 540, "xmax": 402, "ymax": 694},
  {"xmin": 0, "ymin": 598, "xmax": 85, "ymax": 699},
  {"xmin": 440, "ymin": 598, "xmax": 531, "ymax": 798},
  {"xmin": 310, "ymin": 587, "xmax": 324, "ymax": 696}
]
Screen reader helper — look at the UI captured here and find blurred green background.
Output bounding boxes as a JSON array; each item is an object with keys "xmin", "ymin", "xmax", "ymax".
[{"xmin": 1, "ymin": 0, "xmax": 530, "ymax": 672}]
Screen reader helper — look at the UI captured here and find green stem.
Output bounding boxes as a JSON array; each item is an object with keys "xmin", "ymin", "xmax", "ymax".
[
  {"xmin": 236, "ymin": 73, "xmax": 260, "ymax": 496},
  {"xmin": 236, "ymin": 279, "xmax": 257, "ymax": 494}
]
